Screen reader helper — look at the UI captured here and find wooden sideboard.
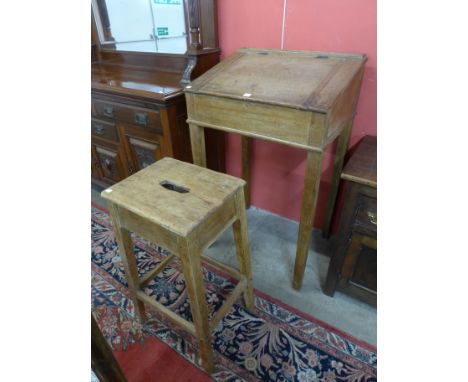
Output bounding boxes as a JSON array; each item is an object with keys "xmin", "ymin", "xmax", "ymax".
[
  {"xmin": 91, "ymin": 0, "xmax": 225, "ymax": 188},
  {"xmin": 323, "ymin": 136, "xmax": 377, "ymax": 305}
]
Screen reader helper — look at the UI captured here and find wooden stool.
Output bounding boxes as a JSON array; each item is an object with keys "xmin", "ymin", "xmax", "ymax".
[{"xmin": 101, "ymin": 157, "xmax": 254, "ymax": 373}]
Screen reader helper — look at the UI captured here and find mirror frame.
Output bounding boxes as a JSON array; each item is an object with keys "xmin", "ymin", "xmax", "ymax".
[
  {"xmin": 92, "ymin": 0, "xmax": 218, "ymax": 54},
  {"xmin": 91, "ymin": 0, "xmax": 219, "ymax": 84}
]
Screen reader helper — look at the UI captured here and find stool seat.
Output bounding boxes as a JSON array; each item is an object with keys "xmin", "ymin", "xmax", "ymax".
[
  {"xmin": 102, "ymin": 157, "xmax": 245, "ymax": 236},
  {"xmin": 101, "ymin": 157, "xmax": 254, "ymax": 373}
]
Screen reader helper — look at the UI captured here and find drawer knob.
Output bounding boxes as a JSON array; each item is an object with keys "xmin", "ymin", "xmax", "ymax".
[
  {"xmin": 92, "ymin": 123, "xmax": 104, "ymax": 135},
  {"xmin": 127, "ymin": 162, "xmax": 134, "ymax": 174},
  {"xmin": 134, "ymin": 112, "xmax": 148, "ymax": 126},
  {"xmin": 103, "ymin": 106, "xmax": 114, "ymax": 118},
  {"xmin": 104, "ymin": 158, "xmax": 112, "ymax": 172},
  {"xmin": 367, "ymin": 211, "xmax": 377, "ymax": 225}
]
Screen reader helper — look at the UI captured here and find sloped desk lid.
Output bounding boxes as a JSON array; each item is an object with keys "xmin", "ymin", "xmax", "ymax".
[{"xmin": 185, "ymin": 48, "xmax": 367, "ymax": 113}]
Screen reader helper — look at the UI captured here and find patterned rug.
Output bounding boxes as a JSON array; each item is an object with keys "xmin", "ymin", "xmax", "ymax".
[{"xmin": 91, "ymin": 205, "xmax": 377, "ymax": 382}]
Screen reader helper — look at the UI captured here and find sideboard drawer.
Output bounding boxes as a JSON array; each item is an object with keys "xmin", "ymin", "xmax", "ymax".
[
  {"xmin": 116, "ymin": 107, "xmax": 161, "ymax": 130},
  {"xmin": 93, "ymin": 100, "xmax": 117, "ymax": 120},
  {"xmin": 91, "ymin": 119, "xmax": 118, "ymax": 142},
  {"xmin": 92, "ymin": 99, "xmax": 161, "ymax": 130}
]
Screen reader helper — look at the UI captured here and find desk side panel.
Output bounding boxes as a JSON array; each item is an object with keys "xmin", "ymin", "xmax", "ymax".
[{"xmin": 326, "ymin": 64, "xmax": 366, "ymax": 145}]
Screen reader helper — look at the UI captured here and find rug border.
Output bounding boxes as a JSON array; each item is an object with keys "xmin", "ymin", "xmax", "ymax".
[{"xmin": 92, "ymin": 201, "xmax": 377, "ymax": 353}]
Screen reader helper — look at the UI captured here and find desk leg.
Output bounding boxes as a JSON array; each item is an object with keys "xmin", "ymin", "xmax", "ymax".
[
  {"xmin": 189, "ymin": 123, "xmax": 207, "ymax": 167},
  {"xmin": 241, "ymin": 136, "xmax": 251, "ymax": 208},
  {"xmin": 321, "ymin": 121, "xmax": 353, "ymax": 238},
  {"xmin": 293, "ymin": 151, "xmax": 324, "ymax": 290}
]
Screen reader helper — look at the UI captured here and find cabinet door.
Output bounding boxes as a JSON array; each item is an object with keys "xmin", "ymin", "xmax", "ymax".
[
  {"xmin": 341, "ymin": 234, "xmax": 377, "ymax": 293},
  {"xmin": 91, "ymin": 145, "xmax": 103, "ymax": 180},
  {"xmin": 92, "ymin": 142, "xmax": 126, "ymax": 184},
  {"xmin": 120, "ymin": 125, "xmax": 163, "ymax": 175}
]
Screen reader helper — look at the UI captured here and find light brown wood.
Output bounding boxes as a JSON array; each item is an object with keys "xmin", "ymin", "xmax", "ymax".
[
  {"xmin": 185, "ymin": 48, "xmax": 367, "ymax": 290},
  {"xmin": 187, "ymin": 49, "xmax": 365, "ymax": 112},
  {"xmin": 107, "ymin": 202, "xmax": 146, "ymax": 320},
  {"xmin": 189, "ymin": 123, "xmax": 207, "ymax": 167},
  {"xmin": 209, "ymin": 277, "xmax": 247, "ymax": 331},
  {"xmin": 322, "ymin": 121, "xmax": 354, "ymax": 238},
  {"xmin": 136, "ymin": 290, "xmax": 196, "ymax": 335},
  {"xmin": 139, "ymin": 254, "xmax": 176, "ymax": 288},
  {"xmin": 232, "ymin": 190, "xmax": 255, "ymax": 309},
  {"xmin": 186, "ymin": 95, "xmax": 327, "ymax": 150},
  {"xmin": 292, "ymin": 151, "xmax": 324, "ymax": 290},
  {"xmin": 101, "ymin": 158, "xmax": 254, "ymax": 374},
  {"xmin": 102, "ymin": 158, "xmax": 243, "ymax": 236},
  {"xmin": 178, "ymin": 240, "xmax": 214, "ymax": 372},
  {"xmin": 186, "ymin": 118, "xmax": 324, "ymax": 152},
  {"xmin": 190, "ymin": 198, "xmax": 237, "ymax": 254},
  {"xmin": 114, "ymin": 206, "xmax": 180, "ymax": 254},
  {"xmin": 241, "ymin": 136, "xmax": 251, "ymax": 208},
  {"xmin": 201, "ymin": 255, "xmax": 242, "ymax": 280}
]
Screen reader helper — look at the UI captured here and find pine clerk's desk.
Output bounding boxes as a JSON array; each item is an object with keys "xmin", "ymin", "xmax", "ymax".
[{"xmin": 184, "ymin": 49, "xmax": 367, "ymax": 289}]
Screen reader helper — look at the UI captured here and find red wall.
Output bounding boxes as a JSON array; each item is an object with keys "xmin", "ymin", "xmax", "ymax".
[{"xmin": 217, "ymin": 0, "xmax": 376, "ymax": 227}]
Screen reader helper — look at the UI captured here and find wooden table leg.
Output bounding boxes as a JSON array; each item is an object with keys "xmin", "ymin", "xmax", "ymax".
[
  {"xmin": 241, "ymin": 136, "xmax": 251, "ymax": 208},
  {"xmin": 180, "ymin": 242, "xmax": 214, "ymax": 373},
  {"xmin": 107, "ymin": 202, "xmax": 146, "ymax": 321},
  {"xmin": 292, "ymin": 151, "xmax": 324, "ymax": 290},
  {"xmin": 232, "ymin": 189, "xmax": 254, "ymax": 310},
  {"xmin": 321, "ymin": 121, "xmax": 353, "ymax": 238},
  {"xmin": 189, "ymin": 123, "xmax": 207, "ymax": 167}
]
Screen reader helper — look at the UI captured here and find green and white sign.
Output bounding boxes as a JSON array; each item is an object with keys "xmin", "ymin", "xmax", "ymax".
[{"xmin": 156, "ymin": 27, "xmax": 169, "ymax": 36}]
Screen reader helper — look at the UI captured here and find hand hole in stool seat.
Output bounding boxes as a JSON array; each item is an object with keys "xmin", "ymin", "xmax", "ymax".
[{"xmin": 160, "ymin": 180, "xmax": 190, "ymax": 193}]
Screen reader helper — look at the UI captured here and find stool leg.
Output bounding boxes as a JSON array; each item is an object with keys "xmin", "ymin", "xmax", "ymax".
[
  {"xmin": 107, "ymin": 202, "xmax": 146, "ymax": 321},
  {"xmin": 180, "ymin": 244, "xmax": 214, "ymax": 373},
  {"xmin": 233, "ymin": 190, "xmax": 255, "ymax": 310}
]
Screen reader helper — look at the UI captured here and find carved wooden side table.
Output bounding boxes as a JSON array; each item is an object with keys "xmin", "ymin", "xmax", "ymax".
[
  {"xmin": 323, "ymin": 136, "xmax": 377, "ymax": 305},
  {"xmin": 184, "ymin": 48, "xmax": 367, "ymax": 289}
]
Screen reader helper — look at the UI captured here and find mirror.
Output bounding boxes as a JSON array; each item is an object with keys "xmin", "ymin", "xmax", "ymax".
[{"xmin": 92, "ymin": 0, "xmax": 188, "ymax": 54}]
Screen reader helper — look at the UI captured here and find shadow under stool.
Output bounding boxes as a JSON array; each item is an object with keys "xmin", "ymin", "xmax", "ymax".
[{"xmin": 101, "ymin": 157, "xmax": 254, "ymax": 373}]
